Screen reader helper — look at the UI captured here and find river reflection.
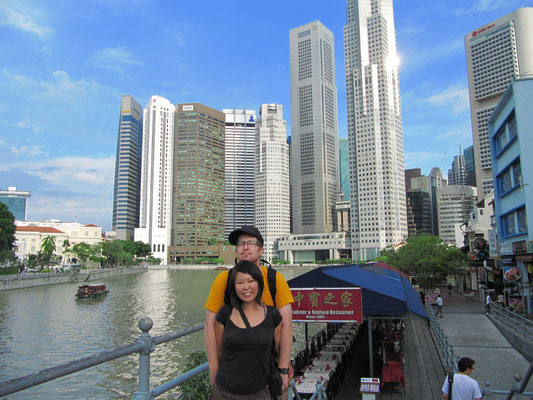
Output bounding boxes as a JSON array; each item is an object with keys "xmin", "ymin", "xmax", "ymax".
[{"xmin": 0, "ymin": 268, "xmax": 316, "ymax": 399}]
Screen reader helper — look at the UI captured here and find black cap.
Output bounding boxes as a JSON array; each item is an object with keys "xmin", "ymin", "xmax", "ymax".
[{"xmin": 228, "ymin": 226, "xmax": 264, "ymax": 246}]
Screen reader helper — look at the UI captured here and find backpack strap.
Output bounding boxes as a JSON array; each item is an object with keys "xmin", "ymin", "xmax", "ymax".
[{"xmin": 448, "ymin": 372, "xmax": 454, "ymax": 400}]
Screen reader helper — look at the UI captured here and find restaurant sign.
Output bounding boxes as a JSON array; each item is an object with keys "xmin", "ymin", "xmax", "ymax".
[{"xmin": 290, "ymin": 288, "xmax": 363, "ymax": 323}]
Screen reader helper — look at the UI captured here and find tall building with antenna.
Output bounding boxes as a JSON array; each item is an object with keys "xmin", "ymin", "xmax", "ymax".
[
  {"xmin": 344, "ymin": 0, "xmax": 407, "ymax": 261},
  {"xmin": 465, "ymin": 7, "xmax": 533, "ymax": 198}
]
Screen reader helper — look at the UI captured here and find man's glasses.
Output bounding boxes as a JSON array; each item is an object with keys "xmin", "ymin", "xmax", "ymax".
[{"xmin": 236, "ymin": 240, "xmax": 261, "ymax": 248}]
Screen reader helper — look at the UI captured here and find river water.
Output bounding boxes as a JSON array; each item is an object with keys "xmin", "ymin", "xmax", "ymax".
[{"xmin": 0, "ymin": 268, "xmax": 313, "ymax": 399}]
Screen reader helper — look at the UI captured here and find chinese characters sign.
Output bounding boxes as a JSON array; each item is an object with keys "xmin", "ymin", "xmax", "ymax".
[{"xmin": 290, "ymin": 288, "xmax": 363, "ymax": 323}]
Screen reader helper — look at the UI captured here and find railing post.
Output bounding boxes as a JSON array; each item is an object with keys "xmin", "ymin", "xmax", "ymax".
[
  {"xmin": 133, "ymin": 317, "xmax": 155, "ymax": 400},
  {"xmin": 484, "ymin": 381, "xmax": 492, "ymax": 399}
]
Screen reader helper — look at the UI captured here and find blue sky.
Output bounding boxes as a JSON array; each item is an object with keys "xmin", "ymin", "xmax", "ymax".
[{"xmin": 0, "ymin": 0, "xmax": 530, "ymax": 231}]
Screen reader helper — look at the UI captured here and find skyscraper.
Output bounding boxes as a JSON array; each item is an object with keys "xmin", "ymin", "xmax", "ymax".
[
  {"xmin": 338, "ymin": 137, "xmax": 350, "ymax": 201},
  {"xmin": 223, "ymin": 108, "xmax": 256, "ymax": 237},
  {"xmin": 448, "ymin": 151, "xmax": 467, "ymax": 186},
  {"xmin": 289, "ymin": 20, "xmax": 339, "ymax": 234},
  {"xmin": 170, "ymin": 103, "xmax": 225, "ymax": 262},
  {"xmin": 465, "ymin": 7, "xmax": 533, "ymax": 198},
  {"xmin": 463, "ymin": 145, "xmax": 476, "ymax": 187},
  {"xmin": 0, "ymin": 187, "xmax": 30, "ymax": 221},
  {"xmin": 255, "ymin": 104, "xmax": 290, "ymax": 262},
  {"xmin": 112, "ymin": 95, "xmax": 143, "ymax": 241},
  {"xmin": 344, "ymin": 0, "xmax": 407, "ymax": 261},
  {"xmin": 135, "ymin": 95, "xmax": 175, "ymax": 264}
]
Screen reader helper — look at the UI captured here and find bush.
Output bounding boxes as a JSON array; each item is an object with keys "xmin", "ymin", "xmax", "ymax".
[
  {"xmin": 179, "ymin": 350, "xmax": 211, "ymax": 400},
  {"xmin": 0, "ymin": 266, "xmax": 19, "ymax": 275}
]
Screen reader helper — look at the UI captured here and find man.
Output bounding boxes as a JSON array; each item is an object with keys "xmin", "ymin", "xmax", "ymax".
[
  {"xmin": 442, "ymin": 357, "xmax": 482, "ymax": 400},
  {"xmin": 485, "ymin": 293, "xmax": 491, "ymax": 316},
  {"xmin": 204, "ymin": 226, "xmax": 294, "ymax": 393},
  {"xmin": 436, "ymin": 294, "xmax": 443, "ymax": 318}
]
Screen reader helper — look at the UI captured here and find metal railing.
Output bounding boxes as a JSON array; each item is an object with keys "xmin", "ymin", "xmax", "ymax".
[
  {"xmin": 425, "ymin": 302, "xmax": 533, "ymax": 398},
  {"xmin": 0, "ymin": 317, "xmax": 324, "ymax": 399},
  {"xmin": 425, "ymin": 302, "xmax": 460, "ymax": 373},
  {"xmin": 489, "ymin": 303, "xmax": 533, "ymax": 342}
]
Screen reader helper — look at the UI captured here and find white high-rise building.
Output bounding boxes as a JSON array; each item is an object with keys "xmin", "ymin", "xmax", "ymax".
[
  {"xmin": 465, "ymin": 7, "xmax": 533, "ymax": 198},
  {"xmin": 344, "ymin": 0, "xmax": 407, "ymax": 261},
  {"xmin": 437, "ymin": 185, "xmax": 477, "ymax": 245},
  {"xmin": 134, "ymin": 95, "xmax": 175, "ymax": 264},
  {"xmin": 255, "ymin": 104, "xmax": 290, "ymax": 262},
  {"xmin": 289, "ymin": 20, "xmax": 339, "ymax": 234},
  {"xmin": 223, "ymin": 108, "xmax": 256, "ymax": 237}
]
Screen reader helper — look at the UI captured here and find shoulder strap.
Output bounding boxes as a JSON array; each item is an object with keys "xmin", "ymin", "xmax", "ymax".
[
  {"xmin": 236, "ymin": 305, "xmax": 270, "ymax": 375},
  {"xmin": 448, "ymin": 373, "xmax": 454, "ymax": 400}
]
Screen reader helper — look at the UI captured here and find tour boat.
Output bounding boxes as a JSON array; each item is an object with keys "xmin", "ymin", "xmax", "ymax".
[{"xmin": 75, "ymin": 284, "xmax": 109, "ymax": 299}]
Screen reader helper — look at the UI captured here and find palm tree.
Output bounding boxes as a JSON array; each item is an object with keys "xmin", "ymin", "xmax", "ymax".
[
  {"xmin": 41, "ymin": 235, "xmax": 56, "ymax": 255},
  {"xmin": 62, "ymin": 239, "xmax": 70, "ymax": 264}
]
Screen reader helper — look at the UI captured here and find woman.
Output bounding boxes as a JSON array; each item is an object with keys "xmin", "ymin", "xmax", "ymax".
[{"xmin": 210, "ymin": 261, "xmax": 282, "ymax": 399}]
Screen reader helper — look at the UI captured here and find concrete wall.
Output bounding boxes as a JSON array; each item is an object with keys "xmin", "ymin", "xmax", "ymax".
[{"xmin": 0, "ymin": 267, "xmax": 147, "ymax": 291}]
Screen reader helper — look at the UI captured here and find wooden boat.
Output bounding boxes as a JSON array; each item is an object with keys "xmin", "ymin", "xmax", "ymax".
[
  {"xmin": 75, "ymin": 284, "xmax": 109, "ymax": 299},
  {"xmin": 214, "ymin": 266, "xmax": 229, "ymax": 270}
]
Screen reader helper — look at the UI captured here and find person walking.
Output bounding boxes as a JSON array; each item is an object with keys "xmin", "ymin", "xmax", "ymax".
[
  {"xmin": 436, "ymin": 294, "xmax": 444, "ymax": 318},
  {"xmin": 209, "ymin": 260, "xmax": 282, "ymax": 399},
  {"xmin": 485, "ymin": 293, "xmax": 491, "ymax": 316},
  {"xmin": 447, "ymin": 283, "xmax": 453, "ymax": 297},
  {"xmin": 442, "ymin": 357, "xmax": 482, "ymax": 400},
  {"xmin": 204, "ymin": 226, "xmax": 294, "ymax": 395}
]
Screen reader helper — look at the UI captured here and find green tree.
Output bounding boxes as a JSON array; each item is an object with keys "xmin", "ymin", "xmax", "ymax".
[
  {"xmin": 0, "ymin": 202, "xmax": 16, "ymax": 263},
  {"xmin": 134, "ymin": 241, "xmax": 151, "ymax": 258},
  {"xmin": 382, "ymin": 234, "xmax": 469, "ymax": 289},
  {"xmin": 179, "ymin": 351, "xmax": 211, "ymax": 400},
  {"xmin": 72, "ymin": 242, "xmax": 93, "ymax": 264},
  {"xmin": 41, "ymin": 235, "xmax": 56, "ymax": 255}
]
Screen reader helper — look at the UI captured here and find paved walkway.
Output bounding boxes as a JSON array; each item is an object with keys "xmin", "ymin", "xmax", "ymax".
[{"xmin": 437, "ymin": 288, "xmax": 533, "ymax": 394}]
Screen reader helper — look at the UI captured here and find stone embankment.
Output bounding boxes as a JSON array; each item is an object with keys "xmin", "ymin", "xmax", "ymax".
[{"xmin": 0, "ymin": 266, "xmax": 148, "ymax": 291}]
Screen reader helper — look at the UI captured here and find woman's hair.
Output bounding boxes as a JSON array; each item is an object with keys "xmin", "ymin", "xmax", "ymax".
[{"xmin": 228, "ymin": 260, "xmax": 264, "ymax": 307}]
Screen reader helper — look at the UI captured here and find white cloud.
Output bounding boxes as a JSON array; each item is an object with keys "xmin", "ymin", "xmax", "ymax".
[
  {"xmin": 426, "ymin": 86, "xmax": 470, "ymax": 115},
  {"xmin": 12, "ymin": 120, "xmax": 44, "ymax": 133},
  {"xmin": 0, "ymin": 156, "xmax": 115, "ymax": 195},
  {"xmin": 92, "ymin": 47, "xmax": 144, "ymax": 72},
  {"xmin": 435, "ymin": 127, "xmax": 472, "ymax": 141},
  {"xmin": 0, "ymin": 1, "xmax": 51, "ymax": 37},
  {"xmin": 2, "ymin": 69, "xmax": 120, "ymax": 108},
  {"xmin": 163, "ymin": 28, "xmax": 187, "ymax": 47},
  {"xmin": 10, "ymin": 145, "xmax": 46, "ymax": 156}
]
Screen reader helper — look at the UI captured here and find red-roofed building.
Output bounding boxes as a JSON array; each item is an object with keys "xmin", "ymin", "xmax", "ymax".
[{"xmin": 14, "ymin": 220, "xmax": 103, "ymax": 261}]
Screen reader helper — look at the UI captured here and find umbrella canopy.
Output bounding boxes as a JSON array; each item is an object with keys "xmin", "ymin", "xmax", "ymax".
[{"xmin": 288, "ymin": 264, "xmax": 427, "ymax": 319}]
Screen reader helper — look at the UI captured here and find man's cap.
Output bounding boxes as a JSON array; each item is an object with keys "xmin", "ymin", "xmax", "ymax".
[{"xmin": 228, "ymin": 226, "xmax": 264, "ymax": 246}]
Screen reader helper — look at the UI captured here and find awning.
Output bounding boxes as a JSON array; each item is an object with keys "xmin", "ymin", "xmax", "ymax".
[{"xmin": 288, "ymin": 264, "xmax": 427, "ymax": 319}]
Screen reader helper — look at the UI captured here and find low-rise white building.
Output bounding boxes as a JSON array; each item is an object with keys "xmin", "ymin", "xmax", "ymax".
[
  {"xmin": 277, "ymin": 232, "xmax": 350, "ymax": 263},
  {"xmin": 15, "ymin": 219, "xmax": 103, "ymax": 261}
]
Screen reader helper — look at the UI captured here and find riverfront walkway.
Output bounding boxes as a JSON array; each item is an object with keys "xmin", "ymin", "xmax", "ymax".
[
  {"xmin": 335, "ymin": 316, "xmax": 445, "ymax": 400},
  {"xmin": 437, "ymin": 288, "xmax": 533, "ymax": 394}
]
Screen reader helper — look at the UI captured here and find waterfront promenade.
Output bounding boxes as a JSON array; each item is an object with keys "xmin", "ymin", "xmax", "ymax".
[{"xmin": 438, "ymin": 289, "xmax": 533, "ymax": 394}]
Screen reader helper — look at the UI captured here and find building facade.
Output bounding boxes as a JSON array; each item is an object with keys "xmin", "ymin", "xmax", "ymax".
[
  {"xmin": 169, "ymin": 103, "xmax": 226, "ymax": 262},
  {"xmin": 134, "ymin": 95, "xmax": 175, "ymax": 264},
  {"xmin": 464, "ymin": 145, "xmax": 477, "ymax": 187},
  {"xmin": 254, "ymin": 104, "xmax": 291, "ymax": 262},
  {"xmin": 223, "ymin": 108, "xmax": 256, "ymax": 237},
  {"xmin": 488, "ymin": 77, "xmax": 533, "ymax": 314},
  {"xmin": 465, "ymin": 7, "xmax": 533, "ymax": 198},
  {"xmin": 411, "ymin": 169, "xmax": 447, "ymax": 236},
  {"xmin": 344, "ymin": 0, "xmax": 408, "ymax": 260},
  {"xmin": 112, "ymin": 95, "xmax": 143, "ymax": 241},
  {"xmin": 0, "ymin": 187, "xmax": 30, "ymax": 221},
  {"xmin": 15, "ymin": 220, "xmax": 102, "ymax": 261},
  {"xmin": 338, "ymin": 137, "xmax": 350, "ymax": 201},
  {"xmin": 289, "ymin": 20, "xmax": 339, "ymax": 234},
  {"xmin": 437, "ymin": 185, "xmax": 477, "ymax": 245},
  {"xmin": 448, "ymin": 152, "xmax": 467, "ymax": 186},
  {"xmin": 278, "ymin": 232, "xmax": 350, "ymax": 263}
]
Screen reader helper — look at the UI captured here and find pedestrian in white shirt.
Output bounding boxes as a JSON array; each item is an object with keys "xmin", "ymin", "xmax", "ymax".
[
  {"xmin": 436, "ymin": 294, "xmax": 443, "ymax": 318},
  {"xmin": 442, "ymin": 357, "xmax": 482, "ymax": 400},
  {"xmin": 485, "ymin": 293, "xmax": 491, "ymax": 316}
]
